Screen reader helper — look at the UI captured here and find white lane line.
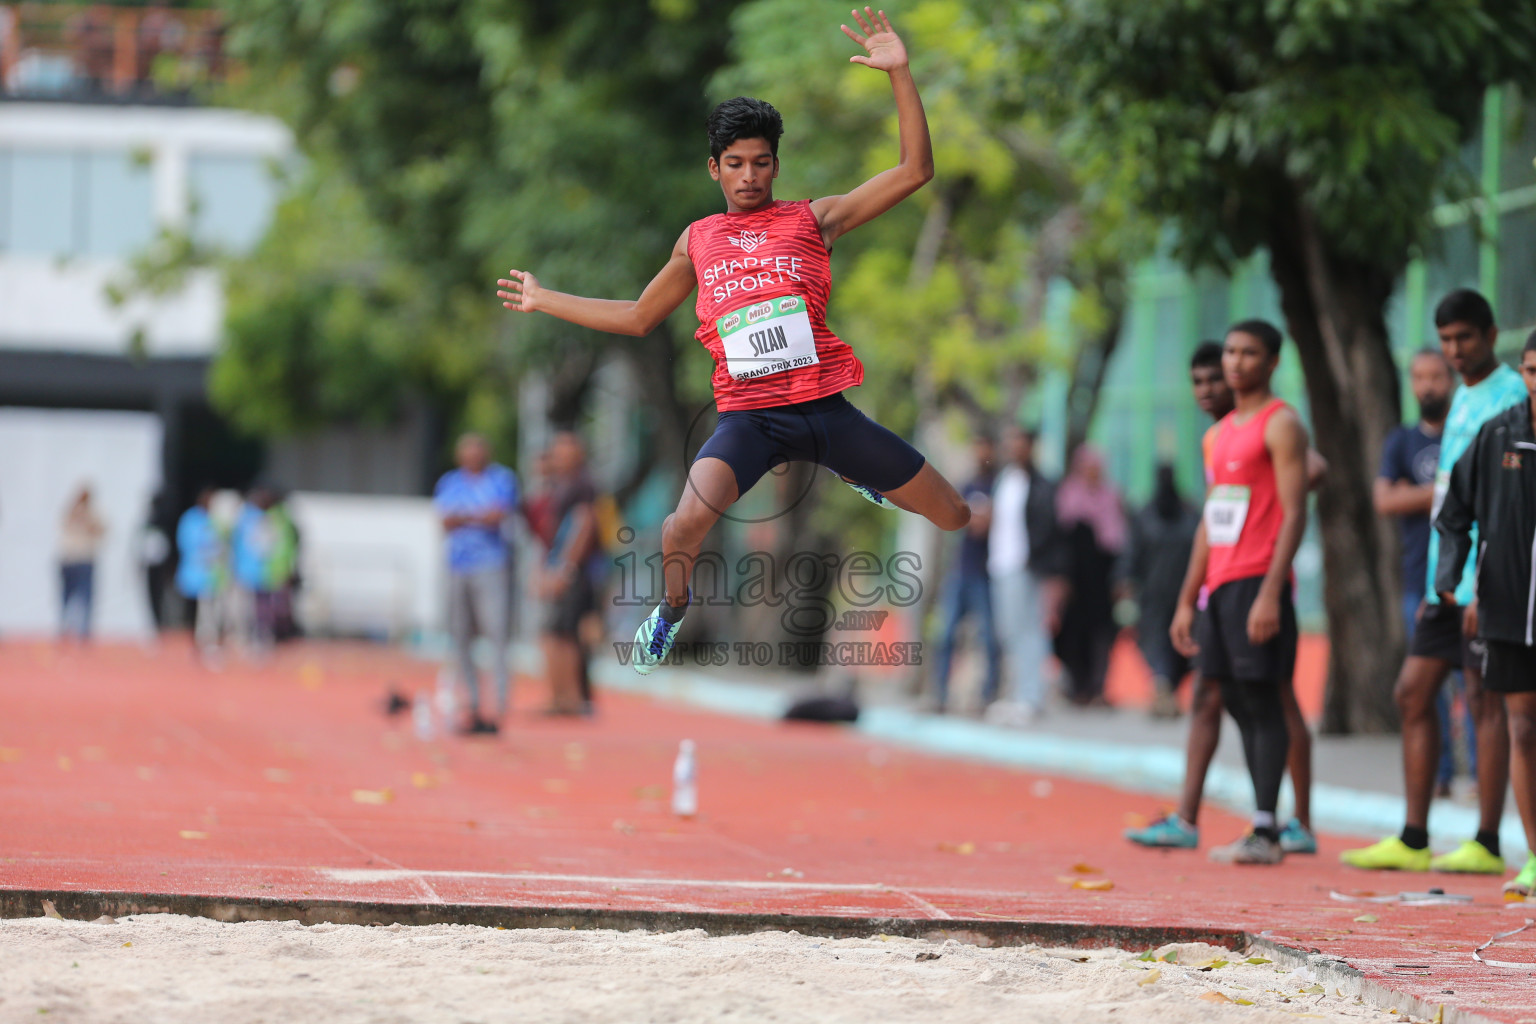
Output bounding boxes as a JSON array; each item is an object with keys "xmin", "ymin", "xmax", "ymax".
[{"xmin": 897, "ymin": 889, "xmax": 953, "ymax": 920}]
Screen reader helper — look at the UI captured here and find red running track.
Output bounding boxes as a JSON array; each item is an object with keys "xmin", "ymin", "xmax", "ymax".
[{"xmin": 0, "ymin": 639, "xmax": 1530, "ymax": 1020}]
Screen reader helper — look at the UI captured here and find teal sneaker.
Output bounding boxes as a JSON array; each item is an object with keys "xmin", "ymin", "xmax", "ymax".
[
  {"xmin": 829, "ymin": 468, "xmax": 894, "ymax": 509},
  {"xmin": 632, "ymin": 593, "xmax": 688, "ymax": 676},
  {"xmin": 1125, "ymin": 814, "xmax": 1199, "ymax": 849},
  {"xmin": 1279, "ymin": 819, "xmax": 1318, "ymax": 854}
]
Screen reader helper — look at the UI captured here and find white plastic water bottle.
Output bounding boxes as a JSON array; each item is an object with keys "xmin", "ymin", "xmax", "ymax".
[
  {"xmin": 413, "ymin": 692, "xmax": 436, "ymax": 742},
  {"xmin": 435, "ymin": 667, "xmax": 459, "ymax": 719},
  {"xmin": 671, "ymin": 739, "xmax": 697, "ymax": 818}
]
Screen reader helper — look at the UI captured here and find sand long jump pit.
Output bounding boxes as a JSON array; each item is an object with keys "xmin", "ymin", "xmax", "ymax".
[{"xmin": 2, "ymin": 913, "xmax": 1436, "ymax": 1024}]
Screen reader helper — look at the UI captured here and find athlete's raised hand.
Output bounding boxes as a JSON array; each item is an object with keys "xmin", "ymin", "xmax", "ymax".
[
  {"xmin": 497, "ymin": 269, "xmax": 542, "ymax": 314},
  {"xmin": 841, "ymin": 8, "xmax": 907, "ymax": 72}
]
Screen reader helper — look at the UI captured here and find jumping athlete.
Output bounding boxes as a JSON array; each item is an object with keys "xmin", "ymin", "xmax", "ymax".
[
  {"xmin": 1170, "ymin": 321, "xmax": 1311, "ymax": 864},
  {"xmin": 496, "ymin": 9, "xmax": 970, "ymax": 673},
  {"xmin": 1125, "ymin": 341, "xmax": 1319, "ymax": 855},
  {"xmin": 1342, "ymin": 289, "xmax": 1521, "ymax": 875}
]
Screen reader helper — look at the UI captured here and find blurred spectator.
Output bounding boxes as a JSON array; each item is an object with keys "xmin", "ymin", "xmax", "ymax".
[
  {"xmin": 58, "ymin": 485, "xmax": 106, "ymax": 642},
  {"xmin": 176, "ymin": 488, "xmax": 227, "ymax": 660},
  {"xmin": 520, "ymin": 450, "xmax": 559, "ymax": 549},
  {"xmin": 231, "ymin": 488, "xmax": 296, "ymax": 657},
  {"xmin": 985, "ymin": 426, "xmax": 1065, "ymax": 725},
  {"xmin": 434, "ymin": 434, "xmax": 517, "ymax": 734},
  {"xmin": 138, "ymin": 493, "xmax": 172, "ymax": 631},
  {"xmin": 1055, "ymin": 445, "xmax": 1126, "ymax": 707},
  {"xmin": 931, "ymin": 432, "xmax": 1000, "ymax": 714},
  {"xmin": 1375, "ymin": 347, "xmax": 1473, "ymax": 797},
  {"xmin": 265, "ymin": 492, "xmax": 301, "ymax": 642},
  {"xmin": 540, "ymin": 431, "xmax": 599, "ymax": 716},
  {"xmin": 1117, "ymin": 463, "xmax": 1200, "ymax": 718}
]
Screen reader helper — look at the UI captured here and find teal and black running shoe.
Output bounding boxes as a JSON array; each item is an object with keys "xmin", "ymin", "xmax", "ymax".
[
  {"xmin": 632, "ymin": 594, "xmax": 688, "ymax": 676},
  {"xmin": 1279, "ymin": 819, "xmax": 1318, "ymax": 854},
  {"xmin": 828, "ymin": 467, "xmax": 893, "ymax": 509},
  {"xmin": 1124, "ymin": 814, "xmax": 1199, "ymax": 849}
]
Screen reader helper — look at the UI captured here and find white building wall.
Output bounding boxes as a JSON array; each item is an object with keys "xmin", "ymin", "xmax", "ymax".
[
  {"xmin": 0, "ymin": 102, "xmax": 291, "ymax": 357},
  {"xmin": 0, "ymin": 408, "xmax": 162, "ymax": 639}
]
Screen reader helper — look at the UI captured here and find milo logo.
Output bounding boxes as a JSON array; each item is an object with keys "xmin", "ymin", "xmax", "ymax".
[
  {"xmin": 778, "ymin": 297, "xmax": 799, "ymax": 313},
  {"xmin": 720, "ymin": 312, "xmax": 742, "ymax": 333},
  {"xmin": 746, "ymin": 301, "xmax": 773, "ymax": 324}
]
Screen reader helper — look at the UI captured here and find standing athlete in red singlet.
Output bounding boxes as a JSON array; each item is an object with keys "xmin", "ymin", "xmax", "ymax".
[
  {"xmin": 496, "ymin": 9, "xmax": 970, "ymax": 673},
  {"xmin": 1170, "ymin": 320, "xmax": 1311, "ymax": 864}
]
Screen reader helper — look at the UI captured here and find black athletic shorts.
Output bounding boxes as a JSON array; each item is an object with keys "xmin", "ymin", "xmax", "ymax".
[
  {"xmin": 1195, "ymin": 576, "xmax": 1298, "ymax": 682},
  {"xmin": 694, "ymin": 391, "xmax": 926, "ymax": 497},
  {"xmin": 544, "ymin": 572, "xmax": 596, "ymax": 639},
  {"xmin": 1481, "ymin": 640, "xmax": 1536, "ymax": 694},
  {"xmin": 1408, "ymin": 601, "xmax": 1482, "ymax": 670}
]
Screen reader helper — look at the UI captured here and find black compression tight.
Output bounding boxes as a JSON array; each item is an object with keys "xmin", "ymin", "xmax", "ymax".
[{"xmin": 1218, "ymin": 676, "xmax": 1290, "ymax": 819}]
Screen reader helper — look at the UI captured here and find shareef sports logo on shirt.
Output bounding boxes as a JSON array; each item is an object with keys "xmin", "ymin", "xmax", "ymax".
[{"xmin": 727, "ymin": 230, "xmax": 769, "ymax": 253}]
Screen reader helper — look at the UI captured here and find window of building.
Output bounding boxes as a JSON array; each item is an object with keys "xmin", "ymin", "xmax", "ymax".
[
  {"xmin": 4, "ymin": 149, "xmax": 76, "ymax": 255},
  {"xmin": 83, "ymin": 151, "xmax": 155, "ymax": 258},
  {"xmin": 189, "ymin": 153, "xmax": 277, "ymax": 252},
  {"xmin": 0, "ymin": 147, "xmax": 154, "ymax": 259}
]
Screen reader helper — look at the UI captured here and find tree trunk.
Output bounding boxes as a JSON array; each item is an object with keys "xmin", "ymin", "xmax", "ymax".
[
  {"xmin": 1266, "ymin": 191, "xmax": 1405, "ymax": 735},
  {"xmin": 1064, "ymin": 276, "xmax": 1127, "ymax": 457}
]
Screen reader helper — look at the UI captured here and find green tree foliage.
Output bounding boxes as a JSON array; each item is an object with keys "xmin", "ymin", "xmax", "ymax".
[
  {"xmin": 215, "ymin": 0, "xmax": 749, "ymax": 452},
  {"xmin": 1001, "ymin": 0, "xmax": 1536, "ymax": 731}
]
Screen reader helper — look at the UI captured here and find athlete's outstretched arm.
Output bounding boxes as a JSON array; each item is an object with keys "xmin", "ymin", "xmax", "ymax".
[
  {"xmin": 496, "ymin": 229, "xmax": 695, "ymax": 337},
  {"xmin": 1248, "ymin": 408, "xmax": 1310, "ymax": 646},
  {"xmin": 811, "ymin": 8, "xmax": 934, "ymax": 248}
]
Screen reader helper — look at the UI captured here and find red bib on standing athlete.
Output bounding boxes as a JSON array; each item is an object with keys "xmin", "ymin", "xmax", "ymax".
[
  {"xmin": 1204, "ymin": 398, "xmax": 1293, "ymax": 591},
  {"xmin": 688, "ymin": 199, "xmax": 863, "ymax": 411}
]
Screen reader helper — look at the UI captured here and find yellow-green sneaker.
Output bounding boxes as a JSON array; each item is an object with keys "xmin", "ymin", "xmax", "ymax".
[
  {"xmin": 1511, "ymin": 853, "xmax": 1536, "ymax": 902},
  {"xmin": 1430, "ymin": 839, "xmax": 1504, "ymax": 875},
  {"xmin": 1339, "ymin": 836, "xmax": 1431, "ymax": 871},
  {"xmin": 1503, "ymin": 854, "xmax": 1535, "ymax": 901}
]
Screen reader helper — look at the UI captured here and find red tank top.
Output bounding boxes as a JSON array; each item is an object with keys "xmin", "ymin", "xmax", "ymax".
[
  {"xmin": 688, "ymin": 199, "xmax": 864, "ymax": 410},
  {"xmin": 1204, "ymin": 398, "xmax": 1291, "ymax": 591}
]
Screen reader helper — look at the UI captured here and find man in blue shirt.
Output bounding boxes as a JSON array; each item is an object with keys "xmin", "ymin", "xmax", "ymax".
[
  {"xmin": 1376, "ymin": 348, "xmax": 1474, "ymax": 797},
  {"xmin": 434, "ymin": 433, "xmax": 518, "ymax": 734},
  {"xmin": 1345, "ymin": 289, "xmax": 1525, "ymax": 875}
]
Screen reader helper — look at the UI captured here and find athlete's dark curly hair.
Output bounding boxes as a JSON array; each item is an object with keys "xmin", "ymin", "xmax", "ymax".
[
  {"xmin": 707, "ymin": 97, "xmax": 784, "ymax": 161},
  {"xmin": 1228, "ymin": 318, "xmax": 1284, "ymax": 358}
]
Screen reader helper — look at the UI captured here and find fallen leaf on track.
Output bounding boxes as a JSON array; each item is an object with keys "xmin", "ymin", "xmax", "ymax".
[
  {"xmin": 41, "ymin": 900, "xmax": 63, "ymax": 920},
  {"xmin": 351, "ymin": 789, "xmax": 394, "ymax": 805},
  {"xmin": 1137, "ymin": 969, "xmax": 1161, "ymax": 987},
  {"xmin": 1198, "ymin": 990, "xmax": 1232, "ymax": 1004},
  {"xmin": 1353, "ymin": 914, "xmax": 1378, "ymax": 923},
  {"xmin": 178, "ymin": 830, "xmax": 208, "ymax": 840},
  {"xmin": 1072, "ymin": 878, "xmax": 1114, "ymax": 891}
]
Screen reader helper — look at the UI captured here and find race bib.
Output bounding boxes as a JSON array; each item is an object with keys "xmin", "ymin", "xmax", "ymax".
[
  {"xmin": 1204, "ymin": 484, "xmax": 1251, "ymax": 547},
  {"xmin": 1430, "ymin": 468, "xmax": 1450, "ymax": 522},
  {"xmin": 717, "ymin": 296, "xmax": 820, "ymax": 380}
]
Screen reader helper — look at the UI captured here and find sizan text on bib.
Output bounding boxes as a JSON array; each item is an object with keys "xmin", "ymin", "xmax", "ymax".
[{"xmin": 716, "ymin": 295, "xmax": 820, "ymax": 381}]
